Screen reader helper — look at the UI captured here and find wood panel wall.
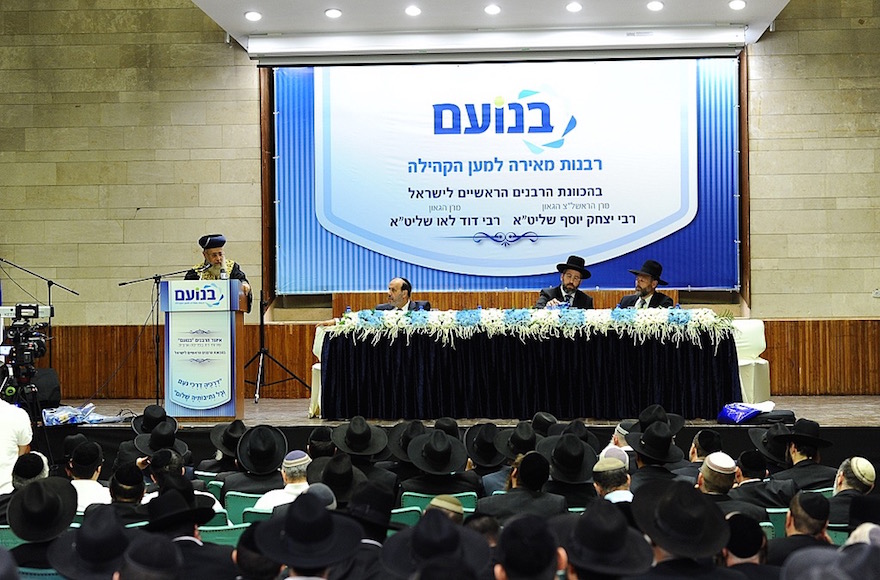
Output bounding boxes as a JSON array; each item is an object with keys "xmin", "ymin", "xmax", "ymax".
[{"xmin": 38, "ymin": 314, "xmax": 880, "ymax": 400}]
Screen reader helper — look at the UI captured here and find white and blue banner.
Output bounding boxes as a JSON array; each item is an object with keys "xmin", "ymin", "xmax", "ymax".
[{"xmin": 276, "ymin": 58, "xmax": 740, "ymax": 292}]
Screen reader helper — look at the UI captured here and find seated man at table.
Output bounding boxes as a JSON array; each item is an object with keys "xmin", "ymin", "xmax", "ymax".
[
  {"xmin": 535, "ymin": 255, "xmax": 593, "ymax": 309},
  {"xmin": 376, "ymin": 277, "xmax": 431, "ymax": 311},
  {"xmin": 618, "ymin": 259, "xmax": 674, "ymax": 309}
]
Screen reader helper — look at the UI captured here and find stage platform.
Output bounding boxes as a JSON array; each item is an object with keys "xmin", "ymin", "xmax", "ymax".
[{"xmin": 28, "ymin": 395, "xmax": 880, "ymax": 483}]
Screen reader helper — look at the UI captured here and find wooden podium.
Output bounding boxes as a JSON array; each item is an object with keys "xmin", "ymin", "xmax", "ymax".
[{"xmin": 159, "ymin": 280, "xmax": 246, "ymax": 421}]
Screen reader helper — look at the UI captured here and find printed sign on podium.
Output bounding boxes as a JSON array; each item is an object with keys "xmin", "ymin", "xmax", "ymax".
[{"xmin": 160, "ymin": 280, "xmax": 246, "ymax": 420}]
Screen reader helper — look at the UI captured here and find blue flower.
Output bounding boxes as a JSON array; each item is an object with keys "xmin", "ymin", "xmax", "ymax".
[
  {"xmin": 558, "ymin": 308, "xmax": 585, "ymax": 327},
  {"xmin": 409, "ymin": 310, "xmax": 430, "ymax": 326},
  {"xmin": 667, "ymin": 309, "xmax": 691, "ymax": 326},
  {"xmin": 503, "ymin": 308, "xmax": 532, "ymax": 326},
  {"xmin": 356, "ymin": 309, "xmax": 384, "ymax": 329},
  {"xmin": 610, "ymin": 307, "xmax": 636, "ymax": 324},
  {"xmin": 455, "ymin": 309, "xmax": 481, "ymax": 327}
]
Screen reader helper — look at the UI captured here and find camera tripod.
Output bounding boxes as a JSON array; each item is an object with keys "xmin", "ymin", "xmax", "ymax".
[{"xmin": 244, "ymin": 291, "xmax": 309, "ymax": 403}]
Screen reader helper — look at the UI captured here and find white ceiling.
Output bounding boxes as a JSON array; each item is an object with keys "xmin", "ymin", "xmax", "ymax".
[{"xmin": 191, "ymin": 0, "xmax": 791, "ymax": 63}]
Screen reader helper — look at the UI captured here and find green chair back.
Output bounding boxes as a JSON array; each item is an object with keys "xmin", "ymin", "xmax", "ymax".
[
  {"xmin": 766, "ymin": 507, "xmax": 788, "ymax": 540},
  {"xmin": 0, "ymin": 525, "xmax": 25, "ymax": 550},
  {"xmin": 225, "ymin": 491, "xmax": 263, "ymax": 524},
  {"xmin": 206, "ymin": 508, "xmax": 230, "ymax": 527},
  {"xmin": 804, "ymin": 487, "xmax": 835, "ymax": 499},
  {"xmin": 400, "ymin": 491, "xmax": 478, "ymax": 511},
  {"xmin": 194, "ymin": 470, "xmax": 219, "ymax": 483},
  {"xmin": 206, "ymin": 480, "xmax": 223, "ymax": 502},
  {"xmin": 198, "ymin": 523, "xmax": 250, "ymax": 546},
  {"xmin": 759, "ymin": 521, "xmax": 775, "ymax": 540},
  {"xmin": 390, "ymin": 506, "xmax": 422, "ymax": 528},
  {"xmin": 18, "ymin": 568, "xmax": 65, "ymax": 579},
  {"xmin": 242, "ymin": 507, "xmax": 274, "ymax": 523},
  {"xmin": 826, "ymin": 523, "xmax": 850, "ymax": 545}
]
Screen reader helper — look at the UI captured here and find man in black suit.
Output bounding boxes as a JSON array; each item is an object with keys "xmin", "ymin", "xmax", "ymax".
[
  {"xmin": 476, "ymin": 451, "xmax": 567, "ymax": 525},
  {"xmin": 828, "ymin": 456, "xmax": 875, "ymax": 529},
  {"xmin": 618, "ymin": 259, "xmax": 674, "ymax": 308},
  {"xmin": 770, "ymin": 419, "xmax": 838, "ymax": 491},
  {"xmin": 721, "ymin": 513, "xmax": 782, "ymax": 580},
  {"xmin": 398, "ymin": 430, "xmax": 482, "ymax": 503},
  {"xmin": 729, "ymin": 450, "xmax": 798, "ymax": 509},
  {"xmin": 535, "ymin": 255, "xmax": 593, "ymax": 309},
  {"xmin": 375, "ymin": 277, "xmax": 431, "ymax": 311},
  {"xmin": 696, "ymin": 452, "xmax": 768, "ymax": 524},
  {"xmin": 765, "ymin": 492, "xmax": 833, "ymax": 566}
]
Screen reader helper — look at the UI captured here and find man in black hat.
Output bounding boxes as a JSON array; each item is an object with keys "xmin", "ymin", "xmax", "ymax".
[
  {"xmin": 766, "ymin": 491, "xmax": 833, "ymax": 566},
  {"xmin": 306, "ymin": 452, "xmax": 368, "ymax": 509},
  {"xmin": 377, "ymin": 420, "xmax": 428, "ymax": 483},
  {"xmin": 218, "ymin": 424, "xmax": 287, "ymax": 502},
  {"xmin": 494, "ymin": 514, "xmax": 566, "ymax": 580},
  {"xmin": 482, "ymin": 421, "xmax": 543, "ymax": 496},
  {"xmin": 398, "ymin": 430, "xmax": 482, "ymax": 502},
  {"xmin": 748, "ymin": 423, "xmax": 792, "ymax": 475},
  {"xmin": 108, "ymin": 461, "xmax": 148, "ymax": 525},
  {"xmin": 376, "ymin": 277, "xmax": 431, "ymax": 311},
  {"xmin": 331, "ymin": 415, "xmax": 399, "ymax": 496},
  {"xmin": 463, "ymin": 422, "xmax": 507, "ymax": 478},
  {"xmin": 69, "ymin": 441, "xmax": 111, "ymax": 512},
  {"xmin": 9, "ymin": 476, "xmax": 78, "ymax": 568},
  {"xmin": 536, "ymin": 433, "xmax": 598, "ymax": 508},
  {"xmin": 256, "ymin": 492, "xmax": 364, "ymax": 579},
  {"xmin": 625, "ymin": 421, "xmax": 687, "ymax": 494},
  {"xmin": 476, "ymin": 451, "xmax": 567, "ymax": 525},
  {"xmin": 115, "ymin": 534, "xmax": 183, "ymax": 580},
  {"xmin": 729, "ymin": 450, "xmax": 798, "ymax": 509},
  {"xmin": 185, "ymin": 233, "xmax": 252, "ymax": 312},
  {"xmin": 618, "ymin": 259, "xmax": 674, "ymax": 309},
  {"xmin": 769, "ymin": 418, "xmax": 838, "ymax": 490},
  {"xmin": 330, "ymin": 481, "xmax": 402, "ymax": 580},
  {"xmin": 0, "ymin": 451, "xmax": 47, "ymax": 524},
  {"xmin": 48, "ymin": 503, "xmax": 140, "ymax": 580},
  {"xmin": 198, "ymin": 419, "xmax": 247, "ymax": 473},
  {"xmin": 629, "ymin": 480, "xmax": 744, "ymax": 579},
  {"xmin": 535, "ymin": 255, "xmax": 594, "ymax": 309},
  {"xmin": 113, "ymin": 404, "xmax": 183, "ymax": 471}
]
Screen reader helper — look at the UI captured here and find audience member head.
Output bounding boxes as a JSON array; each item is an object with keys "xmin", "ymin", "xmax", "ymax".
[
  {"xmin": 789, "ymin": 491, "xmax": 830, "ymax": 536},
  {"xmin": 845, "ymin": 523, "xmax": 880, "ymax": 547},
  {"xmin": 340, "ymin": 480, "xmax": 399, "ymax": 542},
  {"xmin": 736, "ymin": 450, "xmax": 768, "ymax": 481},
  {"xmin": 463, "ymin": 512, "xmax": 500, "ymax": 548},
  {"xmin": 494, "ymin": 422, "xmax": 542, "ymax": 462},
  {"xmin": 110, "ymin": 461, "xmax": 146, "ymax": 504},
  {"xmin": 48, "ymin": 504, "xmax": 136, "ymax": 579},
  {"xmin": 331, "ymin": 415, "xmax": 389, "ymax": 458},
  {"xmin": 63, "ymin": 433, "xmax": 89, "ymax": 462},
  {"xmin": 494, "ymin": 514, "xmax": 561, "ymax": 580},
  {"xmin": 598, "ymin": 445, "xmax": 630, "ymax": 471},
  {"xmin": 835, "ymin": 457, "xmax": 875, "ymax": 495},
  {"xmin": 146, "ymin": 480, "xmax": 215, "ymax": 537},
  {"xmin": 307, "ymin": 426, "xmax": 336, "ymax": 458},
  {"xmin": 434, "ymin": 417, "xmax": 461, "ymax": 441},
  {"xmin": 70, "ymin": 441, "xmax": 104, "ymax": 480},
  {"xmin": 236, "ymin": 425, "xmax": 288, "ymax": 476},
  {"xmin": 698, "ymin": 452, "xmax": 737, "ymax": 494},
  {"xmin": 114, "ymin": 534, "xmax": 183, "ymax": 580},
  {"xmin": 464, "ymin": 423, "xmax": 505, "ymax": 469},
  {"xmin": 306, "ymin": 453, "xmax": 367, "ymax": 506},
  {"xmin": 781, "ymin": 544, "xmax": 880, "ymax": 580},
  {"xmin": 691, "ymin": 429, "xmax": 723, "ymax": 460},
  {"xmin": 625, "ymin": 421, "xmax": 683, "ymax": 467},
  {"xmin": 303, "ymin": 482, "xmax": 338, "ymax": 510},
  {"xmin": 280, "ymin": 450, "xmax": 311, "ymax": 483},
  {"xmin": 592, "ymin": 457, "xmax": 629, "ymax": 496},
  {"xmin": 514, "ymin": 451, "xmax": 550, "ymax": 492},
  {"xmin": 530, "ymin": 412, "xmax": 558, "ymax": 438},
  {"xmin": 777, "ymin": 418, "xmax": 832, "ymax": 465},
  {"xmin": 7, "ymin": 477, "xmax": 77, "ymax": 543},
  {"xmin": 209, "ymin": 419, "xmax": 247, "ymax": 459},
  {"xmin": 232, "ymin": 522, "xmax": 283, "ymax": 580},
  {"xmin": 388, "ymin": 420, "xmax": 428, "ymax": 464},
  {"xmin": 723, "ymin": 513, "xmax": 767, "ymax": 566},
  {"xmin": 611, "ymin": 419, "xmax": 638, "ymax": 448},
  {"xmin": 426, "ymin": 494, "xmax": 464, "ymax": 525},
  {"xmin": 148, "ymin": 448, "xmax": 184, "ymax": 487},
  {"xmin": 11, "ymin": 451, "xmax": 49, "ymax": 489}
]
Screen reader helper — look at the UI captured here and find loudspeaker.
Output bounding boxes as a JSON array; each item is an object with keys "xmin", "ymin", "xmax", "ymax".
[{"xmin": 31, "ymin": 367, "xmax": 62, "ymax": 409}]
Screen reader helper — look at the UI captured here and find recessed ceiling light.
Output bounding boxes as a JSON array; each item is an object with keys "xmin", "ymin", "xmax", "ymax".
[
  {"xmin": 729, "ymin": 0, "xmax": 746, "ymax": 10},
  {"xmin": 484, "ymin": 4, "xmax": 501, "ymax": 15},
  {"xmin": 244, "ymin": 11, "xmax": 262, "ymax": 22},
  {"xmin": 566, "ymin": 2, "xmax": 583, "ymax": 12},
  {"xmin": 646, "ymin": 1, "xmax": 664, "ymax": 11},
  {"xmin": 325, "ymin": 8, "xmax": 342, "ymax": 18},
  {"xmin": 405, "ymin": 5, "xmax": 421, "ymax": 16}
]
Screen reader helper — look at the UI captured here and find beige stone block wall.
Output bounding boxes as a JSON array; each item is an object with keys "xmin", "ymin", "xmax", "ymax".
[
  {"xmin": 0, "ymin": 1, "xmax": 261, "ymax": 325},
  {"xmin": 748, "ymin": 0, "xmax": 880, "ymax": 318}
]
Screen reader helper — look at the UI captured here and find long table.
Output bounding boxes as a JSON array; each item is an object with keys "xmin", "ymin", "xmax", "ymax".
[{"xmin": 320, "ymin": 329, "xmax": 741, "ymax": 420}]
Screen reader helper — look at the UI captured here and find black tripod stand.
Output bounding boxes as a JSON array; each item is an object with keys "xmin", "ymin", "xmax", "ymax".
[{"xmin": 245, "ymin": 291, "xmax": 309, "ymax": 404}]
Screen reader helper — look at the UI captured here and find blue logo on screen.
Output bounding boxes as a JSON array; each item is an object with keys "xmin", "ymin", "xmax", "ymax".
[
  {"xmin": 173, "ymin": 283, "xmax": 225, "ymax": 307},
  {"xmin": 432, "ymin": 90, "xmax": 577, "ymax": 154}
]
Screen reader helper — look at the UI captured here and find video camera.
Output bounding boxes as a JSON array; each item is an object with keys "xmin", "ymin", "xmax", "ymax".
[{"xmin": 1, "ymin": 304, "xmax": 50, "ymax": 403}]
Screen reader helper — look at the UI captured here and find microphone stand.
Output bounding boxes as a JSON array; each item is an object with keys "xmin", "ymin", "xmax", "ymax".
[
  {"xmin": 119, "ymin": 268, "xmax": 192, "ymax": 406},
  {"xmin": 0, "ymin": 257, "xmax": 78, "ymax": 368}
]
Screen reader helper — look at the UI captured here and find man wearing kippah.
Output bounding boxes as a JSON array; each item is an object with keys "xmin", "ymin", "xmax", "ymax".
[
  {"xmin": 765, "ymin": 491, "xmax": 833, "ymax": 566},
  {"xmin": 185, "ymin": 233, "xmax": 252, "ymax": 312},
  {"xmin": 695, "ymin": 452, "xmax": 768, "ymax": 524},
  {"xmin": 828, "ymin": 456, "xmax": 875, "ymax": 530},
  {"xmin": 253, "ymin": 450, "xmax": 311, "ymax": 511}
]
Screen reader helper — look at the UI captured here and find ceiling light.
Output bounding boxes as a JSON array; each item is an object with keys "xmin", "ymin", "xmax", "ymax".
[
  {"xmin": 729, "ymin": 0, "xmax": 746, "ymax": 9},
  {"xmin": 405, "ymin": 5, "xmax": 421, "ymax": 16},
  {"xmin": 646, "ymin": 1, "xmax": 664, "ymax": 11},
  {"xmin": 324, "ymin": 8, "xmax": 342, "ymax": 19},
  {"xmin": 244, "ymin": 11, "xmax": 262, "ymax": 22},
  {"xmin": 484, "ymin": 4, "xmax": 501, "ymax": 15},
  {"xmin": 566, "ymin": 2, "xmax": 583, "ymax": 12}
]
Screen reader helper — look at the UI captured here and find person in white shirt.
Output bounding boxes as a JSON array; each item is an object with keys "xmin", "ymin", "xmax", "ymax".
[
  {"xmin": 68, "ymin": 441, "xmax": 111, "ymax": 512},
  {"xmin": 253, "ymin": 450, "xmax": 311, "ymax": 511},
  {"xmin": 0, "ymin": 399, "xmax": 32, "ymax": 495}
]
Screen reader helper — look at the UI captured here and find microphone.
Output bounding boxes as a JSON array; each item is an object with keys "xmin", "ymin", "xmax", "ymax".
[
  {"xmin": 220, "ymin": 264, "xmax": 228, "ymax": 280},
  {"xmin": 196, "ymin": 263, "xmax": 211, "ymax": 272}
]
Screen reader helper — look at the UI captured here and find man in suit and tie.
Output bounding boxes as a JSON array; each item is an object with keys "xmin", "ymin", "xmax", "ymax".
[
  {"xmin": 376, "ymin": 277, "xmax": 431, "ymax": 311},
  {"xmin": 535, "ymin": 255, "xmax": 594, "ymax": 309},
  {"xmin": 618, "ymin": 260, "xmax": 674, "ymax": 309}
]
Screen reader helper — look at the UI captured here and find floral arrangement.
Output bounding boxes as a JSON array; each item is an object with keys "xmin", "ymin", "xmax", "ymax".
[{"xmin": 326, "ymin": 306, "xmax": 734, "ymax": 348}]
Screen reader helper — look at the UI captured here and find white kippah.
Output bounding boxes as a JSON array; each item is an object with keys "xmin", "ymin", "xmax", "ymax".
[
  {"xmin": 703, "ymin": 451, "xmax": 736, "ymax": 475},
  {"xmin": 852, "ymin": 457, "xmax": 876, "ymax": 486}
]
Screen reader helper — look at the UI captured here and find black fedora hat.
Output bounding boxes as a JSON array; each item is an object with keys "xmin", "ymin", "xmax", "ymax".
[
  {"xmin": 407, "ymin": 430, "xmax": 468, "ymax": 476},
  {"xmin": 236, "ymin": 425, "xmax": 288, "ymax": 475},
  {"xmin": 387, "ymin": 420, "xmax": 428, "ymax": 463},
  {"xmin": 536, "ymin": 433, "xmax": 598, "ymax": 484},
  {"xmin": 331, "ymin": 415, "xmax": 389, "ymax": 457},
  {"xmin": 530, "ymin": 412, "xmax": 558, "ymax": 437},
  {"xmin": 550, "ymin": 501, "xmax": 653, "ymax": 576},
  {"xmin": 494, "ymin": 421, "xmax": 543, "ymax": 461},
  {"xmin": 8, "ymin": 476, "xmax": 77, "ymax": 542},
  {"xmin": 434, "ymin": 417, "xmax": 461, "ymax": 441},
  {"xmin": 255, "ymin": 492, "xmax": 363, "ymax": 569},
  {"xmin": 131, "ymin": 404, "xmax": 178, "ymax": 435},
  {"xmin": 629, "ymin": 404, "xmax": 685, "ymax": 435},
  {"xmin": 629, "ymin": 260, "xmax": 668, "ymax": 285},
  {"xmin": 774, "ymin": 418, "xmax": 832, "ymax": 448},
  {"xmin": 133, "ymin": 421, "xmax": 188, "ymax": 457},
  {"xmin": 145, "ymin": 488, "xmax": 215, "ymax": 532},
  {"xmin": 631, "ymin": 480, "xmax": 729, "ymax": 559},
  {"xmin": 306, "ymin": 453, "xmax": 368, "ymax": 504},
  {"xmin": 338, "ymin": 481, "xmax": 404, "ymax": 531},
  {"xmin": 464, "ymin": 423, "xmax": 506, "ymax": 469},
  {"xmin": 547, "ymin": 420, "xmax": 602, "ymax": 454},
  {"xmin": 48, "ymin": 504, "xmax": 140, "ymax": 580},
  {"xmin": 625, "ymin": 421, "xmax": 684, "ymax": 464},
  {"xmin": 556, "ymin": 255, "xmax": 591, "ymax": 280},
  {"xmin": 209, "ymin": 419, "xmax": 247, "ymax": 458},
  {"xmin": 748, "ymin": 423, "xmax": 792, "ymax": 466},
  {"xmin": 380, "ymin": 508, "xmax": 491, "ymax": 579}
]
